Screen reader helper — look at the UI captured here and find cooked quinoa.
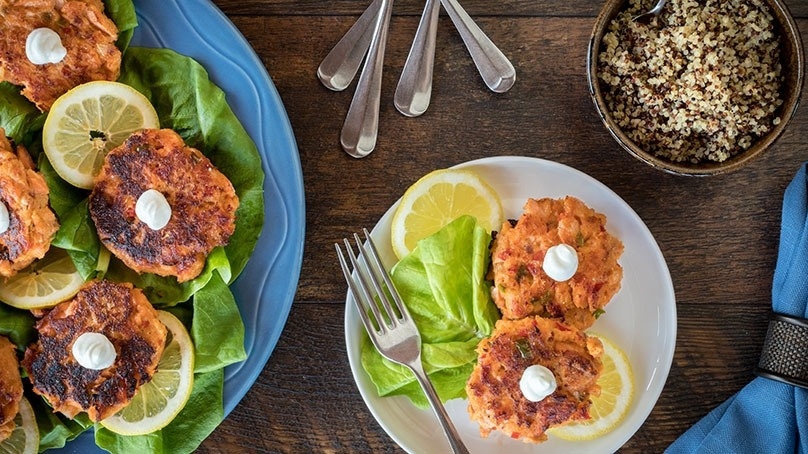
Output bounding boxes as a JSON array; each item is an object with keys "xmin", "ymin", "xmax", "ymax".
[{"xmin": 597, "ymin": 0, "xmax": 784, "ymax": 163}]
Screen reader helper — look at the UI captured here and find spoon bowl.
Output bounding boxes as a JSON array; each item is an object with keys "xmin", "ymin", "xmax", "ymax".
[{"xmin": 632, "ymin": 0, "xmax": 666, "ymax": 22}]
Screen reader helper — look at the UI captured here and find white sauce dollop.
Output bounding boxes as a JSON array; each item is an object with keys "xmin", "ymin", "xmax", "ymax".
[
  {"xmin": 0, "ymin": 202, "xmax": 9, "ymax": 234},
  {"xmin": 135, "ymin": 189, "xmax": 172, "ymax": 230},
  {"xmin": 520, "ymin": 364, "xmax": 557, "ymax": 402},
  {"xmin": 543, "ymin": 243, "xmax": 579, "ymax": 282},
  {"xmin": 26, "ymin": 28, "xmax": 67, "ymax": 65},
  {"xmin": 72, "ymin": 332, "xmax": 116, "ymax": 370}
]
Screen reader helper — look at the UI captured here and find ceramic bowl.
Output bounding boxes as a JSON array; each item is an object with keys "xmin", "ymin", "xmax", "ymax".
[{"xmin": 587, "ymin": 0, "xmax": 804, "ymax": 176}]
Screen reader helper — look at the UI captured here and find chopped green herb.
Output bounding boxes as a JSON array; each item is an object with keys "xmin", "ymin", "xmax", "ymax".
[
  {"xmin": 531, "ymin": 290, "xmax": 553, "ymax": 307},
  {"xmin": 576, "ymin": 231, "xmax": 585, "ymax": 247},
  {"xmin": 593, "ymin": 308, "xmax": 606, "ymax": 319},
  {"xmin": 515, "ymin": 264, "xmax": 530, "ymax": 282},
  {"xmin": 515, "ymin": 338, "xmax": 532, "ymax": 359}
]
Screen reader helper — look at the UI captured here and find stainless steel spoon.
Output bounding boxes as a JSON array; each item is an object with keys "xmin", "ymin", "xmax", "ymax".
[
  {"xmin": 632, "ymin": 0, "xmax": 666, "ymax": 22},
  {"xmin": 442, "ymin": 0, "xmax": 515, "ymax": 93},
  {"xmin": 317, "ymin": 0, "xmax": 382, "ymax": 91},
  {"xmin": 393, "ymin": 0, "xmax": 441, "ymax": 117},
  {"xmin": 340, "ymin": 0, "xmax": 394, "ymax": 157}
]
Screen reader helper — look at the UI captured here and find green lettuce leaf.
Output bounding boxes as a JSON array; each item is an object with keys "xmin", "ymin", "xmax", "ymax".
[
  {"xmin": 360, "ymin": 215, "xmax": 500, "ymax": 408},
  {"xmin": 191, "ymin": 272, "xmax": 247, "ymax": 373},
  {"xmin": 31, "ymin": 398, "xmax": 92, "ymax": 451},
  {"xmin": 0, "ymin": 304, "xmax": 36, "ymax": 350},
  {"xmin": 105, "ymin": 47, "xmax": 263, "ymax": 304},
  {"xmin": 95, "ymin": 368, "xmax": 224, "ymax": 453},
  {"xmin": 50, "ymin": 199, "xmax": 104, "ymax": 280},
  {"xmin": 104, "ymin": 0, "xmax": 137, "ymax": 51},
  {"xmin": 0, "ymin": 82, "xmax": 45, "ymax": 146}
]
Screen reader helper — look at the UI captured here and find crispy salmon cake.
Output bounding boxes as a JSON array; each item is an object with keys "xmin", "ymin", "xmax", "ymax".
[
  {"xmin": 0, "ymin": 0, "xmax": 121, "ymax": 111},
  {"xmin": 0, "ymin": 335, "xmax": 22, "ymax": 442},
  {"xmin": 0, "ymin": 130, "xmax": 59, "ymax": 278},
  {"xmin": 490, "ymin": 197, "xmax": 624, "ymax": 329},
  {"xmin": 89, "ymin": 129, "xmax": 239, "ymax": 283},
  {"xmin": 22, "ymin": 279, "xmax": 167, "ymax": 422},
  {"xmin": 466, "ymin": 316, "xmax": 603, "ymax": 443}
]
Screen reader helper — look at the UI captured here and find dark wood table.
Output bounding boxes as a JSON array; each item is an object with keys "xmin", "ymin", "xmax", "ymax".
[{"xmin": 199, "ymin": 1, "xmax": 808, "ymax": 452}]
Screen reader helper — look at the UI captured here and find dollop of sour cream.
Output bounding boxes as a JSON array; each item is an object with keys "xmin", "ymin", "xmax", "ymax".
[
  {"xmin": 135, "ymin": 189, "xmax": 172, "ymax": 230},
  {"xmin": 0, "ymin": 202, "xmax": 9, "ymax": 234},
  {"xmin": 72, "ymin": 332, "xmax": 116, "ymax": 370},
  {"xmin": 26, "ymin": 28, "xmax": 67, "ymax": 65},
  {"xmin": 543, "ymin": 243, "xmax": 579, "ymax": 282},
  {"xmin": 520, "ymin": 364, "xmax": 557, "ymax": 402}
]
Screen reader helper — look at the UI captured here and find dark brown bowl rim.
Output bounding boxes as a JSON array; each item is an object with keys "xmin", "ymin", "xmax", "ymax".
[{"xmin": 587, "ymin": 0, "xmax": 805, "ymax": 176}]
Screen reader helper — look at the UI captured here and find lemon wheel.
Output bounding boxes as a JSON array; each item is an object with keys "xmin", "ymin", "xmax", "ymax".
[
  {"xmin": 100, "ymin": 310, "xmax": 195, "ymax": 436},
  {"xmin": 0, "ymin": 397, "xmax": 39, "ymax": 454},
  {"xmin": 0, "ymin": 247, "xmax": 85, "ymax": 310},
  {"xmin": 391, "ymin": 169, "xmax": 503, "ymax": 259},
  {"xmin": 43, "ymin": 81, "xmax": 160, "ymax": 189},
  {"xmin": 549, "ymin": 334, "xmax": 635, "ymax": 441}
]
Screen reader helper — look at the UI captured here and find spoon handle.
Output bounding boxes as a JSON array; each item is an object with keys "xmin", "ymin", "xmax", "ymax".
[
  {"xmin": 340, "ymin": 0, "xmax": 394, "ymax": 157},
  {"xmin": 394, "ymin": 0, "xmax": 441, "ymax": 117},
  {"xmin": 441, "ymin": 0, "xmax": 515, "ymax": 93},
  {"xmin": 317, "ymin": 0, "xmax": 382, "ymax": 91}
]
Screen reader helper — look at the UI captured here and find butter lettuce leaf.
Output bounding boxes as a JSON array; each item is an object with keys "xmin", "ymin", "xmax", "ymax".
[
  {"xmin": 0, "ymin": 303, "xmax": 36, "ymax": 350},
  {"xmin": 114, "ymin": 47, "xmax": 264, "ymax": 303},
  {"xmin": 191, "ymin": 272, "xmax": 246, "ymax": 373},
  {"xmin": 95, "ymin": 368, "xmax": 224, "ymax": 453},
  {"xmin": 105, "ymin": 0, "xmax": 137, "ymax": 51},
  {"xmin": 360, "ymin": 215, "xmax": 500, "ymax": 408},
  {"xmin": 0, "ymin": 82, "xmax": 45, "ymax": 146}
]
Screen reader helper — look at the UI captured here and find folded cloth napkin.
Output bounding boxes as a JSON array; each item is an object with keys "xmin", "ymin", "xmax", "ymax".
[{"xmin": 667, "ymin": 163, "xmax": 808, "ymax": 454}]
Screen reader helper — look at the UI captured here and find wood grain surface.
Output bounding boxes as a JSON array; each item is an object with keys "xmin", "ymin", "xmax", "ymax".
[{"xmin": 198, "ymin": 1, "xmax": 808, "ymax": 452}]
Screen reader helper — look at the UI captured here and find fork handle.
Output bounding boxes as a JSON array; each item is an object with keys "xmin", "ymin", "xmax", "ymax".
[{"xmin": 408, "ymin": 360, "xmax": 471, "ymax": 454}]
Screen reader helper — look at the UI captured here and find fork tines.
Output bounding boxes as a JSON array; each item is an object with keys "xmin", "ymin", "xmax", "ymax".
[{"xmin": 335, "ymin": 229, "xmax": 409, "ymax": 334}]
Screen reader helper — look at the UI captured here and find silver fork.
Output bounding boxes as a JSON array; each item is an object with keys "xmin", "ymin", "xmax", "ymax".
[{"xmin": 336, "ymin": 229, "xmax": 470, "ymax": 454}]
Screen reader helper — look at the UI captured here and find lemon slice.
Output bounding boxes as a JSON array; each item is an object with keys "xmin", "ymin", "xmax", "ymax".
[
  {"xmin": 101, "ymin": 310, "xmax": 195, "ymax": 436},
  {"xmin": 43, "ymin": 81, "xmax": 160, "ymax": 189},
  {"xmin": 549, "ymin": 334, "xmax": 635, "ymax": 441},
  {"xmin": 0, "ymin": 248, "xmax": 85, "ymax": 310},
  {"xmin": 0, "ymin": 397, "xmax": 39, "ymax": 454},
  {"xmin": 391, "ymin": 169, "xmax": 503, "ymax": 259}
]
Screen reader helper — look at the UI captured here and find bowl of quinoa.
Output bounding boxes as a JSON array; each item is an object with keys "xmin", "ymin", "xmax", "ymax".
[{"xmin": 588, "ymin": 0, "xmax": 804, "ymax": 175}]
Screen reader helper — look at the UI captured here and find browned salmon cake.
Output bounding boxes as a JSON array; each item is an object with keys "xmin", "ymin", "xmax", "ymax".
[
  {"xmin": 22, "ymin": 280, "xmax": 167, "ymax": 422},
  {"xmin": 466, "ymin": 316, "xmax": 603, "ymax": 443},
  {"xmin": 490, "ymin": 197, "xmax": 624, "ymax": 329},
  {"xmin": 0, "ymin": 0, "xmax": 121, "ymax": 111},
  {"xmin": 0, "ymin": 335, "xmax": 22, "ymax": 442},
  {"xmin": 0, "ymin": 130, "xmax": 59, "ymax": 278},
  {"xmin": 89, "ymin": 129, "xmax": 239, "ymax": 283}
]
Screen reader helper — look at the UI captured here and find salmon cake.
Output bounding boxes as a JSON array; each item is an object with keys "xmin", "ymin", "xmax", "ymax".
[
  {"xmin": 89, "ymin": 129, "xmax": 239, "ymax": 283},
  {"xmin": 0, "ymin": 335, "xmax": 22, "ymax": 442},
  {"xmin": 0, "ymin": 130, "xmax": 59, "ymax": 278},
  {"xmin": 23, "ymin": 280, "xmax": 167, "ymax": 422},
  {"xmin": 0, "ymin": 0, "xmax": 121, "ymax": 111},
  {"xmin": 466, "ymin": 316, "xmax": 603, "ymax": 443},
  {"xmin": 490, "ymin": 197, "xmax": 624, "ymax": 329}
]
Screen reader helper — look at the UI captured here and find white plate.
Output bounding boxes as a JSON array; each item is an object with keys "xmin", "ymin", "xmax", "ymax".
[{"xmin": 344, "ymin": 156, "xmax": 677, "ymax": 453}]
